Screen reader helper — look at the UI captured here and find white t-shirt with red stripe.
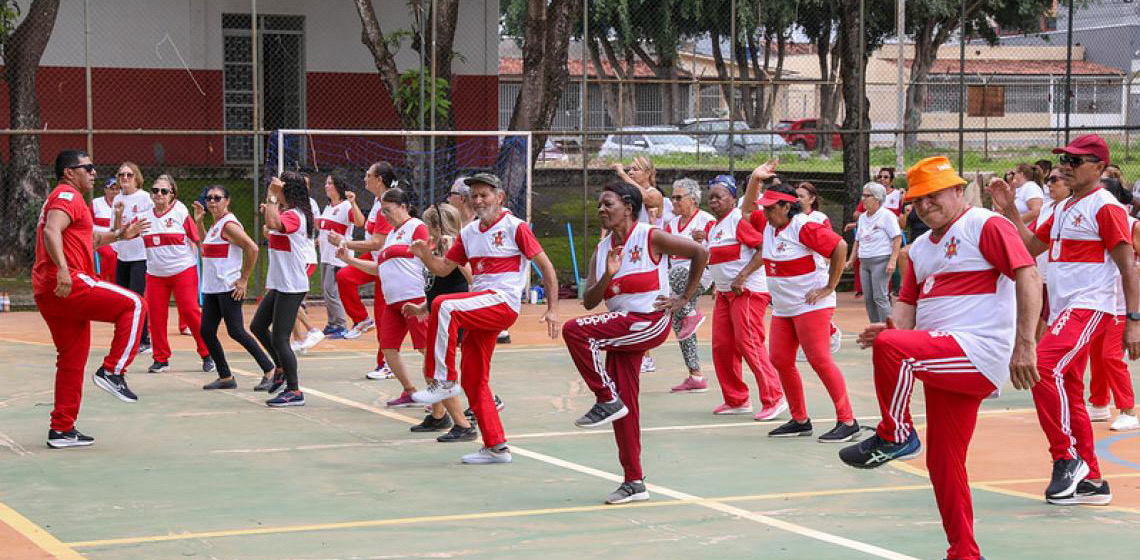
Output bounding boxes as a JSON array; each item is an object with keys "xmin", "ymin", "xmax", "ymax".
[
  {"xmin": 267, "ymin": 208, "xmax": 311, "ymax": 293},
  {"xmin": 377, "ymin": 217, "xmax": 430, "ymax": 304},
  {"xmin": 317, "ymin": 199, "xmax": 354, "ymax": 267},
  {"xmin": 201, "ymin": 213, "xmax": 245, "ymax": 294},
  {"xmin": 141, "ymin": 203, "xmax": 200, "ymax": 277},
  {"xmin": 763, "ymin": 212, "xmax": 843, "ymax": 317},
  {"xmin": 363, "ymin": 202, "xmax": 394, "ymax": 259},
  {"xmin": 91, "ymin": 197, "xmax": 115, "ymax": 235},
  {"xmin": 111, "ymin": 189, "xmax": 154, "ymax": 261},
  {"xmin": 445, "ymin": 211, "xmax": 543, "ymax": 311},
  {"xmin": 900, "ymin": 207, "xmax": 1034, "ymax": 388},
  {"xmin": 595, "ymin": 222, "xmax": 669, "ymax": 314},
  {"xmin": 1033, "ymin": 199, "xmax": 1055, "ymax": 283},
  {"xmin": 706, "ymin": 208, "xmax": 767, "ymax": 293},
  {"xmin": 1034, "ymin": 188, "xmax": 1131, "ymax": 323},
  {"xmin": 664, "ymin": 210, "xmax": 715, "ymax": 266},
  {"xmin": 856, "ymin": 207, "xmax": 902, "ymax": 259}
]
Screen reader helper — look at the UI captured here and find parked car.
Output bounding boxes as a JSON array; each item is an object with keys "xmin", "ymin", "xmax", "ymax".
[
  {"xmin": 776, "ymin": 118, "xmax": 843, "ymax": 151},
  {"xmin": 596, "ymin": 126, "xmax": 714, "ymax": 159},
  {"xmin": 680, "ymin": 118, "xmax": 806, "ymax": 158}
]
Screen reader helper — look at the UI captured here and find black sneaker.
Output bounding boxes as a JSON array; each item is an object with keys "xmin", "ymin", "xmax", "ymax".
[
  {"xmin": 253, "ymin": 373, "xmax": 273, "ymax": 391},
  {"xmin": 93, "ymin": 367, "xmax": 138, "ymax": 402},
  {"xmin": 266, "ymin": 389, "xmax": 305, "ymax": 407},
  {"xmin": 202, "ymin": 356, "xmax": 215, "ymax": 373},
  {"xmin": 464, "ymin": 395, "xmax": 505, "ymax": 420},
  {"xmin": 147, "ymin": 361, "xmax": 170, "ymax": 373},
  {"xmin": 267, "ymin": 369, "xmax": 286, "ymax": 393},
  {"xmin": 497, "ymin": 332, "xmax": 511, "ymax": 344},
  {"xmin": 839, "ymin": 431, "xmax": 922, "ymax": 469},
  {"xmin": 1048, "ymin": 479, "xmax": 1111, "ymax": 506},
  {"xmin": 605, "ymin": 480, "xmax": 649, "ymax": 504},
  {"xmin": 437, "ymin": 425, "xmax": 478, "ymax": 442},
  {"xmin": 410, "ymin": 413, "xmax": 453, "ymax": 432},
  {"xmin": 46, "ymin": 428, "xmax": 94, "ymax": 449},
  {"xmin": 138, "ymin": 342, "xmax": 152, "ymax": 354},
  {"xmin": 768, "ymin": 419, "xmax": 813, "ymax": 437},
  {"xmin": 202, "ymin": 376, "xmax": 237, "ymax": 390},
  {"xmin": 818, "ymin": 420, "xmax": 861, "ymax": 443},
  {"xmin": 1045, "ymin": 458, "xmax": 1090, "ymax": 499},
  {"xmin": 574, "ymin": 399, "xmax": 629, "ymax": 428}
]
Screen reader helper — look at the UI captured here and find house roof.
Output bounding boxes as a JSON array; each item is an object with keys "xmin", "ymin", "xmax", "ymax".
[{"xmin": 904, "ymin": 58, "xmax": 1123, "ymax": 76}]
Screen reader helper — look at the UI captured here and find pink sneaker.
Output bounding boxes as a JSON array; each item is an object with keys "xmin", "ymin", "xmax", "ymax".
[
  {"xmin": 386, "ymin": 391, "xmax": 418, "ymax": 408},
  {"xmin": 753, "ymin": 399, "xmax": 788, "ymax": 421},
  {"xmin": 676, "ymin": 311, "xmax": 706, "ymax": 340},
  {"xmin": 713, "ymin": 402, "xmax": 753, "ymax": 415},
  {"xmin": 670, "ymin": 376, "xmax": 709, "ymax": 393}
]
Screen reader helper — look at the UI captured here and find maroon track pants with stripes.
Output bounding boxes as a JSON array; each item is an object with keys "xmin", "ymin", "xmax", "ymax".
[{"xmin": 562, "ymin": 310, "xmax": 671, "ymax": 482}]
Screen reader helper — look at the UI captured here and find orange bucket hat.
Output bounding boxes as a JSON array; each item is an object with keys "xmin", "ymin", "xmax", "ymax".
[{"xmin": 903, "ymin": 156, "xmax": 968, "ymax": 202}]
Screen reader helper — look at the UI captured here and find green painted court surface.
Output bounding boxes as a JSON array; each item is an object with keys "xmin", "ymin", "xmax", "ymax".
[{"xmin": 0, "ymin": 304, "xmax": 1139, "ymax": 560}]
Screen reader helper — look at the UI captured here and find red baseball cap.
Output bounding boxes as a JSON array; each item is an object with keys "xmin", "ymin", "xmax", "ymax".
[{"xmin": 1052, "ymin": 134, "xmax": 1110, "ymax": 165}]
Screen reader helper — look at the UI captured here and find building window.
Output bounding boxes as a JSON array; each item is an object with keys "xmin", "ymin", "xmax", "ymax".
[
  {"xmin": 1053, "ymin": 79, "xmax": 1123, "ymax": 115},
  {"xmin": 1004, "ymin": 80, "xmax": 1050, "ymax": 113},
  {"xmin": 635, "ymin": 83, "xmax": 663, "ymax": 126},
  {"xmin": 499, "ymin": 82, "xmax": 521, "ymax": 130}
]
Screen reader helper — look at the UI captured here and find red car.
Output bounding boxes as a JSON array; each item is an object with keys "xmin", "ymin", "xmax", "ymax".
[{"xmin": 776, "ymin": 118, "xmax": 843, "ymax": 151}]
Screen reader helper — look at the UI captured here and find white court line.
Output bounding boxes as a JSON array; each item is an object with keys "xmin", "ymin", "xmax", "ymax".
[{"xmin": 229, "ymin": 367, "xmax": 920, "ymax": 559}]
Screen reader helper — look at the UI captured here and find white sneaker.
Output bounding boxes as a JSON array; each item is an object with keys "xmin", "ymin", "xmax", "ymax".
[
  {"xmin": 343, "ymin": 318, "xmax": 374, "ymax": 340},
  {"xmin": 1088, "ymin": 405, "xmax": 1112, "ymax": 422},
  {"xmin": 461, "ymin": 445, "xmax": 512, "ymax": 464},
  {"xmin": 365, "ymin": 365, "xmax": 395, "ymax": 380},
  {"xmin": 1110, "ymin": 413, "xmax": 1139, "ymax": 431},
  {"xmin": 300, "ymin": 330, "xmax": 325, "ymax": 352},
  {"xmin": 830, "ymin": 325, "xmax": 843, "ymax": 354},
  {"xmin": 411, "ymin": 380, "xmax": 462, "ymax": 404},
  {"xmin": 640, "ymin": 356, "xmax": 656, "ymax": 373}
]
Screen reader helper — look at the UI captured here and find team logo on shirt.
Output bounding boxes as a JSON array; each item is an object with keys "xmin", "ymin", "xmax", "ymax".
[
  {"xmin": 1072, "ymin": 214, "xmax": 1084, "ymax": 228},
  {"xmin": 628, "ymin": 246, "xmax": 642, "ymax": 262},
  {"xmin": 396, "ymin": 229, "xmax": 405, "ymax": 241},
  {"xmin": 776, "ymin": 241, "xmax": 787, "ymax": 253},
  {"xmin": 165, "ymin": 217, "xmax": 175, "ymax": 229},
  {"xmin": 492, "ymin": 231, "xmax": 505, "ymax": 247},
  {"xmin": 714, "ymin": 229, "xmax": 723, "ymax": 241},
  {"xmin": 944, "ymin": 237, "xmax": 958, "ymax": 259}
]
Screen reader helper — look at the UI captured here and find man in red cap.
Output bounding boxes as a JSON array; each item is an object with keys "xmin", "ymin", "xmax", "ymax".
[
  {"xmin": 991, "ymin": 134, "xmax": 1140, "ymax": 506},
  {"xmin": 839, "ymin": 156, "xmax": 1040, "ymax": 560}
]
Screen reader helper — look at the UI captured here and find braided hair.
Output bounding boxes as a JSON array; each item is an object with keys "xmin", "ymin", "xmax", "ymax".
[{"xmin": 280, "ymin": 171, "xmax": 315, "ymax": 239}]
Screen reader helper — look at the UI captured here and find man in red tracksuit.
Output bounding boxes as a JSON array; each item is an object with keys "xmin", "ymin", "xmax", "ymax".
[{"xmin": 34, "ymin": 150, "xmax": 149, "ymax": 449}]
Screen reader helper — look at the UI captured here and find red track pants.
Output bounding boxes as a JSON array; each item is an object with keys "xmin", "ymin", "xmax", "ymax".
[
  {"xmin": 1086, "ymin": 315, "xmax": 1135, "ymax": 410},
  {"xmin": 336, "ymin": 263, "xmax": 374, "ymax": 324},
  {"xmin": 562, "ymin": 310, "xmax": 671, "ymax": 482},
  {"xmin": 770, "ymin": 307, "xmax": 854, "ymax": 423},
  {"xmin": 423, "ymin": 290, "xmax": 518, "ymax": 448},
  {"xmin": 146, "ymin": 268, "xmax": 208, "ymax": 362},
  {"xmin": 1032, "ymin": 308, "xmax": 1108, "ymax": 479},
  {"xmin": 872, "ymin": 329, "xmax": 996, "ymax": 560},
  {"xmin": 711, "ymin": 290, "xmax": 783, "ymax": 409},
  {"xmin": 35, "ymin": 273, "xmax": 147, "ymax": 431},
  {"xmin": 94, "ymin": 245, "xmax": 117, "ymax": 282}
]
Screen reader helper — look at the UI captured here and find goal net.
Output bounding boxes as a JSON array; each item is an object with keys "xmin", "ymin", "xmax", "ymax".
[{"xmin": 266, "ymin": 129, "xmax": 533, "ymax": 225}]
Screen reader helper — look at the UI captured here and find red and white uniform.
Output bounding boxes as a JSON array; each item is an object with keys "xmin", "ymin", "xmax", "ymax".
[
  {"xmin": 1031, "ymin": 188, "xmax": 1131, "ymax": 479},
  {"xmin": 563, "ymin": 222, "xmax": 673, "ymax": 483},
  {"xmin": 873, "ymin": 207, "xmax": 1033, "ymax": 560},
  {"xmin": 317, "ymin": 199, "xmax": 354, "ymax": 267},
  {"xmin": 141, "ymin": 203, "xmax": 207, "ymax": 363},
  {"xmin": 764, "ymin": 211, "xmax": 852, "ymax": 424},
  {"xmin": 201, "ymin": 213, "xmax": 244, "ymax": 294},
  {"xmin": 664, "ymin": 210, "xmax": 715, "ymax": 266},
  {"xmin": 111, "ymin": 189, "xmax": 153, "ymax": 262},
  {"xmin": 34, "ymin": 184, "xmax": 146, "ymax": 432},
  {"xmin": 299, "ymin": 198, "xmax": 319, "ymax": 276},
  {"xmin": 1086, "ymin": 217, "xmax": 1137, "ymax": 412},
  {"xmin": 337, "ymin": 202, "xmax": 393, "ymax": 368},
  {"xmin": 375, "ymin": 217, "xmax": 430, "ymax": 350},
  {"xmin": 423, "ymin": 210, "xmax": 544, "ymax": 449},
  {"xmin": 267, "ymin": 208, "xmax": 312, "ymax": 294},
  {"xmin": 91, "ymin": 196, "xmax": 118, "ymax": 282},
  {"xmin": 706, "ymin": 208, "xmax": 781, "ymax": 410}
]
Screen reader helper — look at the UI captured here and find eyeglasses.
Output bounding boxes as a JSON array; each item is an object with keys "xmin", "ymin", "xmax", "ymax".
[
  {"xmin": 151, "ymin": 188, "xmax": 173, "ymax": 196},
  {"xmin": 204, "ymin": 195, "xmax": 226, "ymax": 202},
  {"xmin": 1045, "ymin": 176, "xmax": 1062, "ymax": 184},
  {"xmin": 448, "ymin": 191, "xmax": 461, "ymax": 196},
  {"xmin": 861, "ymin": 193, "xmax": 874, "ymax": 198},
  {"xmin": 1058, "ymin": 153, "xmax": 1100, "ymax": 167},
  {"xmin": 68, "ymin": 163, "xmax": 96, "ymax": 173},
  {"xmin": 117, "ymin": 171, "xmax": 134, "ymax": 178},
  {"xmin": 670, "ymin": 195, "xmax": 686, "ymax": 201}
]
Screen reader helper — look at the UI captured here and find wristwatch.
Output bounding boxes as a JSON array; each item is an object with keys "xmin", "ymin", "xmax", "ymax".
[{"xmin": 1127, "ymin": 312, "xmax": 1140, "ymax": 322}]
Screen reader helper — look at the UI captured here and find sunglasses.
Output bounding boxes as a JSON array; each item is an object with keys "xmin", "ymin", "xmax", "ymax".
[
  {"xmin": 68, "ymin": 163, "xmax": 96, "ymax": 173},
  {"xmin": 117, "ymin": 171, "xmax": 134, "ymax": 178},
  {"xmin": 1058, "ymin": 153, "xmax": 1100, "ymax": 167},
  {"xmin": 1045, "ymin": 176, "xmax": 1062, "ymax": 184},
  {"xmin": 204, "ymin": 195, "xmax": 226, "ymax": 202},
  {"xmin": 877, "ymin": 175, "xmax": 891, "ymax": 179},
  {"xmin": 151, "ymin": 188, "xmax": 173, "ymax": 196}
]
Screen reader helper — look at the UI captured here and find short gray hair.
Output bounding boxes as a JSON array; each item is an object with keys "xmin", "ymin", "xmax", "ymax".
[
  {"xmin": 672, "ymin": 178, "xmax": 701, "ymax": 204},
  {"xmin": 450, "ymin": 177, "xmax": 470, "ymax": 198},
  {"xmin": 863, "ymin": 182, "xmax": 886, "ymax": 201}
]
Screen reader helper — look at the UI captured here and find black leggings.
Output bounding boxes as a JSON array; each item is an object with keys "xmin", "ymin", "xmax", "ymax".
[
  {"xmin": 249, "ymin": 290, "xmax": 306, "ymax": 391},
  {"xmin": 201, "ymin": 291, "xmax": 275, "ymax": 378},
  {"xmin": 115, "ymin": 259, "xmax": 150, "ymax": 344}
]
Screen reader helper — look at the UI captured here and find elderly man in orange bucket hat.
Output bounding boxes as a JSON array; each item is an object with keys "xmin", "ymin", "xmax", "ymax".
[{"xmin": 839, "ymin": 156, "xmax": 1041, "ymax": 560}]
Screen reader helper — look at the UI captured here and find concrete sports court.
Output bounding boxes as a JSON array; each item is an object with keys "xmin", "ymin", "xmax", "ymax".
[{"xmin": 1, "ymin": 294, "xmax": 1137, "ymax": 559}]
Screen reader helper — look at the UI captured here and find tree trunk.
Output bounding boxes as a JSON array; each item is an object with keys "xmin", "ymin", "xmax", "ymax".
[
  {"xmin": 427, "ymin": 0, "xmax": 459, "ymax": 202},
  {"xmin": 733, "ymin": 36, "xmax": 755, "ymax": 125},
  {"xmin": 815, "ymin": 30, "xmax": 836, "ymax": 156},
  {"xmin": 507, "ymin": 0, "xmax": 580, "ymax": 164},
  {"xmin": 710, "ymin": 28, "xmax": 733, "ymax": 119},
  {"xmin": 1, "ymin": 0, "xmax": 60, "ymax": 271},
  {"xmin": 589, "ymin": 38, "xmax": 622, "ymax": 127},
  {"xmin": 902, "ymin": 22, "xmax": 953, "ymax": 149},
  {"xmin": 837, "ymin": 4, "xmax": 870, "ymax": 232}
]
